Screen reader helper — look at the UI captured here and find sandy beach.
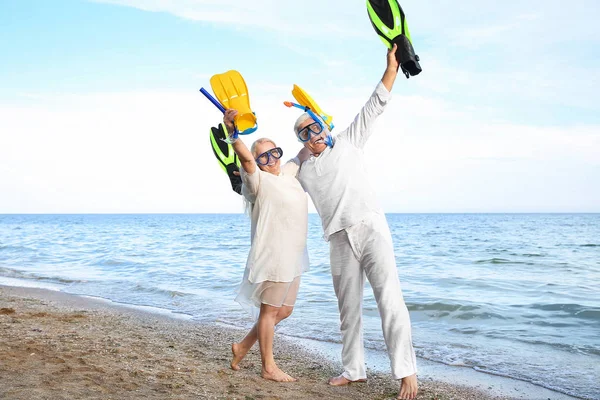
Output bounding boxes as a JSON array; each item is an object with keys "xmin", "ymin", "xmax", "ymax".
[{"xmin": 0, "ymin": 285, "xmax": 562, "ymax": 400}]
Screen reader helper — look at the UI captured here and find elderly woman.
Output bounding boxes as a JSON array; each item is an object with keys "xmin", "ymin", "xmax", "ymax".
[
  {"xmin": 292, "ymin": 44, "xmax": 418, "ymax": 400},
  {"xmin": 223, "ymin": 109, "xmax": 309, "ymax": 382}
]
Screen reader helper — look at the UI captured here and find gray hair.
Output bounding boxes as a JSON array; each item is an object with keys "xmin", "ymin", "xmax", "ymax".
[
  {"xmin": 293, "ymin": 112, "xmax": 313, "ymax": 134},
  {"xmin": 293, "ymin": 112, "xmax": 332, "ymax": 142}
]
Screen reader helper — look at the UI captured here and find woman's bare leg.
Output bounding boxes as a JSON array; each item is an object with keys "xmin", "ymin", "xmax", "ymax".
[
  {"xmin": 231, "ymin": 305, "xmax": 293, "ymax": 371},
  {"xmin": 257, "ymin": 303, "xmax": 296, "ymax": 381}
]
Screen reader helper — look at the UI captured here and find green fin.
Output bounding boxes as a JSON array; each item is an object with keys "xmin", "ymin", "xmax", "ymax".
[
  {"xmin": 209, "ymin": 124, "xmax": 242, "ymax": 195},
  {"xmin": 366, "ymin": 0, "xmax": 422, "ymax": 78}
]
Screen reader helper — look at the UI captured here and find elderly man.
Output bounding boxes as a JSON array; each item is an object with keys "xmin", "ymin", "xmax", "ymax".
[{"xmin": 293, "ymin": 44, "xmax": 418, "ymax": 400}]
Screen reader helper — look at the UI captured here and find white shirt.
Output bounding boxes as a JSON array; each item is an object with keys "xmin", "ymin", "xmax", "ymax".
[
  {"xmin": 241, "ymin": 160, "xmax": 309, "ymax": 283},
  {"xmin": 298, "ymin": 81, "xmax": 391, "ymax": 240}
]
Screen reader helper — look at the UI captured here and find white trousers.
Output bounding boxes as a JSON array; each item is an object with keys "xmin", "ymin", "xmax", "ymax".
[{"xmin": 329, "ymin": 213, "xmax": 417, "ymax": 380}]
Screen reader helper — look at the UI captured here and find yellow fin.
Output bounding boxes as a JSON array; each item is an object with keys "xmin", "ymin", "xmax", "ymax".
[
  {"xmin": 292, "ymin": 84, "xmax": 333, "ymax": 128},
  {"xmin": 210, "ymin": 70, "xmax": 256, "ymax": 133}
]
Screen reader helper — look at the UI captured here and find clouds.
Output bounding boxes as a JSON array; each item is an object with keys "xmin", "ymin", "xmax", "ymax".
[
  {"xmin": 0, "ymin": 0, "xmax": 598, "ymax": 212},
  {"xmin": 0, "ymin": 90, "xmax": 233, "ymax": 213},
  {"xmin": 90, "ymin": 0, "xmax": 363, "ymax": 36},
  {"xmin": 90, "ymin": 0, "xmax": 600, "ymax": 49},
  {"xmin": 1, "ymin": 86, "xmax": 598, "ymax": 213}
]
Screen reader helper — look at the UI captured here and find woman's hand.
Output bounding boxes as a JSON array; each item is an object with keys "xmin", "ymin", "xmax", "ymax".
[
  {"xmin": 224, "ymin": 108, "xmax": 256, "ymax": 175},
  {"xmin": 223, "ymin": 109, "xmax": 238, "ymax": 135}
]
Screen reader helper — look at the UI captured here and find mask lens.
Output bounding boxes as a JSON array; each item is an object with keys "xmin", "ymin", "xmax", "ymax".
[
  {"xmin": 257, "ymin": 153, "xmax": 269, "ymax": 165},
  {"xmin": 297, "ymin": 122, "xmax": 322, "ymax": 142},
  {"xmin": 309, "ymin": 122, "xmax": 322, "ymax": 134},
  {"xmin": 270, "ymin": 147, "xmax": 283, "ymax": 159},
  {"xmin": 298, "ymin": 127, "xmax": 310, "ymax": 142},
  {"xmin": 256, "ymin": 147, "xmax": 283, "ymax": 166}
]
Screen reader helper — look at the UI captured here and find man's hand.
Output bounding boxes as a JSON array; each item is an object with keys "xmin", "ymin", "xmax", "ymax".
[
  {"xmin": 382, "ymin": 43, "xmax": 399, "ymax": 92},
  {"xmin": 387, "ymin": 43, "xmax": 399, "ymax": 72},
  {"xmin": 223, "ymin": 109, "xmax": 238, "ymax": 135}
]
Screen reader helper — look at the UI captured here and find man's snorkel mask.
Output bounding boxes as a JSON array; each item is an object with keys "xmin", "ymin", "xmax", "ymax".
[{"xmin": 284, "ymin": 101, "xmax": 334, "ymax": 148}]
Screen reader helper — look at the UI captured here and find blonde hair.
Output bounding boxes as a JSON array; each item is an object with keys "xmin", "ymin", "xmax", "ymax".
[
  {"xmin": 243, "ymin": 137, "xmax": 277, "ymax": 216},
  {"xmin": 250, "ymin": 138, "xmax": 277, "ymax": 158}
]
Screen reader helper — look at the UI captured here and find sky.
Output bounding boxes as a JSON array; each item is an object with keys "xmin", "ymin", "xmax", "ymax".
[{"xmin": 0, "ymin": 0, "xmax": 599, "ymax": 213}]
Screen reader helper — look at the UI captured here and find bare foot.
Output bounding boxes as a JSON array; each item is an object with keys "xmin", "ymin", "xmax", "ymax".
[
  {"xmin": 327, "ymin": 374, "xmax": 367, "ymax": 386},
  {"xmin": 262, "ymin": 365, "xmax": 297, "ymax": 382},
  {"xmin": 230, "ymin": 343, "xmax": 248, "ymax": 371},
  {"xmin": 397, "ymin": 374, "xmax": 418, "ymax": 400}
]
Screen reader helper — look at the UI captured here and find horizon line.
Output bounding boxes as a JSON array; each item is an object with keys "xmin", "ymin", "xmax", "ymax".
[{"xmin": 2, "ymin": 212, "xmax": 599, "ymax": 216}]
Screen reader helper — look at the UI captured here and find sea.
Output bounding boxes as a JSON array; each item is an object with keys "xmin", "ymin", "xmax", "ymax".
[{"xmin": 0, "ymin": 213, "xmax": 598, "ymax": 399}]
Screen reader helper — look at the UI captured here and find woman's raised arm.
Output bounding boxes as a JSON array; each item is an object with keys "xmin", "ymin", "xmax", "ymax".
[{"xmin": 223, "ymin": 109, "xmax": 256, "ymax": 175}]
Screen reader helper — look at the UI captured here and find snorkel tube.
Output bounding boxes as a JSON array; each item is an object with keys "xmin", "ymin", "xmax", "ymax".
[
  {"xmin": 284, "ymin": 101, "xmax": 334, "ymax": 148},
  {"xmin": 200, "ymin": 87, "xmax": 240, "ymax": 141},
  {"xmin": 200, "ymin": 87, "xmax": 226, "ymax": 113}
]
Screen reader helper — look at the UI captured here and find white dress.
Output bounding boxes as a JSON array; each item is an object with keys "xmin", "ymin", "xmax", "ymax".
[{"xmin": 235, "ymin": 159, "xmax": 309, "ymax": 317}]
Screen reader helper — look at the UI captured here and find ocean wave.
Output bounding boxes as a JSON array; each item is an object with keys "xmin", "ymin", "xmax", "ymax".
[
  {"xmin": 88, "ymin": 258, "xmax": 149, "ymax": 270},
  {"xmin": 408, "ymin": 302, "xmax": 479, "ymax": 312},
  {"xmin": 529, "ymin": 302, "xmax": 591, "ymax": 313},
  {"xmin": 453, "ymin": 311, "xmax": 509, "ymax": 321},
  {"xmin": 132, "ymin": 283, "xmax": 192, "ymax": 299},
  {"xmin": 408, "ymin": 302, "xmax": 511, "ymax": 321},
  {"xmin": 0, "ymin": 267, "xmax": 33, "ymax": 279},
  {"xmin": 187, "ymin": 246, "xmax": 214, "ymax": 251},
  {"xmin": 419, "ymin": 344, "xmax": 597, "ymax": 400},
  {"xmin": 278, "ymin": 332, "xmax": 342, "ymax": 345},
  {"xmin": 95, "ymin": 258, "xmax": 129, "ymax": 267},
  {"xmin": 475, "ymin": 258, "xmax": 529, "ymax": 265},
  {"xmin": 0, "ymin": 244, "xmax": 35, "ymax": 252},
  {"xmin": 525, "ymin": 320, "xmax": 578, "ymax": 328},
  {"xmin": 469, "ymin": 366, "xmax": 592, "ymax": 400},
  {"xmin": 512, "ymin": 303, "xmax": 600, "ymax": 322},
  {"xmin": 484, "ymin": 332, "xmax": 600, "ymax": 358},
  {"xmin": 449, "ymin": 327, "xmax": 480, "ymax": 334},
  {"xmin": 574, "ymin": 308, "xmax": 600, "ymax": 320},
  {"xmin": 0, "ymin": 267, "xmax": 84, "ymax": 285}
]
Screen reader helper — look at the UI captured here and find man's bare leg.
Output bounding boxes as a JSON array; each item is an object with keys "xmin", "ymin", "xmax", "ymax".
[
  {"xmin": 327, "ymin": 374, "xmax": 367, "ymax": 386},
  {"xmin": 397, "ymin": 374, "xmax": 418, "ymax": 400}
]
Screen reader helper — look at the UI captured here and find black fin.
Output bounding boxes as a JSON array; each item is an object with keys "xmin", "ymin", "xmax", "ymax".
[
  {"xmin": 209, "ymin": 124, "xmax": 242, "ymax": 196},
  {"xmin": 393, "ymin": 35, "xmax": 422, "ymax": 78},
  {"xmin": 226, "ymin": 163, "xmax": 243, "ymax": 195},
  {"xmin": 367, "ymin": 0, "xmax": 422, "ymax": 79},
  {"xmin": 210, "ymin": 125, "xmax": 232, "ymax": 160}
]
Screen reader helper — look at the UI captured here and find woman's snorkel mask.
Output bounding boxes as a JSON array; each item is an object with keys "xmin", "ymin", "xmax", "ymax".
[{"xmin": 284, "ymin": 101, "xmax": 334, "ymax": 148}]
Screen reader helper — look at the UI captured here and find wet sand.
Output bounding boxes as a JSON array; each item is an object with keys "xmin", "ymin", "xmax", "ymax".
[{"xmin": 0, "ymin": 285, "xmax": 550, "ymax": 399}]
